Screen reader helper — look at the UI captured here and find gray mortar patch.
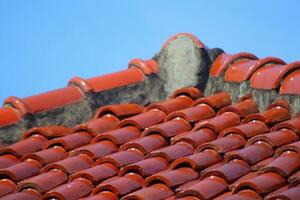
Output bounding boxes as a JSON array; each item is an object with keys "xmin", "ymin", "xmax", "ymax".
[
  {"xmin": 205, "ymin": 75, "xmax": 300, "ymax": 114},
  {"xmin": 0, "ymin": 120, "xmax": 27, "ymax": 145},
  {"xmin": 88, "ymin": 74, "xmax": 163, "ymax": 114},
  {"xmin": 156, "ymin": 36, "xmax": 210, "ymax": 97}
]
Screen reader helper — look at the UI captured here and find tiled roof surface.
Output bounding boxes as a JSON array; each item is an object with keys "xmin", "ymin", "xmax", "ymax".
[
  {"xmin": 0, "ymin": 87, "xmax": 300, "ymax": 199},
  {"xmin": 1, "ymin": 33, "xmax": 300, "ymax": 200}
]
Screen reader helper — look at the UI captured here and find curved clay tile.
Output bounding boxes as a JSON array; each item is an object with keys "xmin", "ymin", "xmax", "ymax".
[
  {"xmin": 93, "ymin": 103, "xmax": 144, "ymax": 120},
  {"xmin": 145, "ymin": 96, "xmax": 194, "ymax": 114},
  {"xmin": 46, "ymin": 131, "xmax": 93, "ymax": 150},
  {"xmin": 243, "ymin": 106, "xmax": 290, "ymax": 126},
  {"xmin": 210, "ymin": 52, "xmax": 258, "ymax": 77},
  {"xmin": 118, "ymin": 109, "xmax": 167, "ymax": 130},
  {"xmin": 96, "ymin": 149, "xmax": 144, "ymax": 168},
  {"xmin": 122, "ymin": 183, "xmax": 174, "ymax": 200},
  {"xmin": 43, "ymin": 178, "xmax": 93, "ymax": 200},
  {"xmin": 70, "ymin": 163, "xmax": 118, "ymax": 184},
  {"xmin": 196, "ymin": 134, "xmax": 246, "ymax": 154},
  {"xmin": 128, "ymin": 58, "xmax": 159, "ymax": 75},
  {"xmin": 247, "ymin": 129, "xmax": 298, "ymax": 149},
  {"xmin": 219, "ymin": 120, "xmax": 269, "ymax": 139},
  {"xmin": 217, "ymin": 99, "xmax": 259, "ymax": 118},
  {"xmin": 93, "ymin": 173, "xmax": 144, "ymax": 197},
  {"xmin": 120, "ymin": 134, "xmax": 167, "ymax": 155},
  {"xmin": 194, "ymin": 92, "xmax": 231, "ymax": 110},
  {"xmin": 193, "ymin": 112, "xmax": 240, "ymax": 134},
  {"xmin": 69, "ymin": 68, "xmax": 145, "ymax": 93},
  {"xmin": 22, "ymin": 146, "xmax": 67, "ymax": 166},
  {"xmin": 119, "ymin": 157, "xmax": 169, "ymax": 177},
  {"xmin": 0, "ymin": 135, "xmax": 48, "ymax": 158},
  {"xmin": 266, "ymin": 185, "xmax": 300, "ymax": 200},
  {"xmin": 69, "ymin": 140, "xmax": 118, "ymax": 160},
  {"xmin": 42, "ymin": 154, "xmax": 93, "ymax": 175},
  {"xmin": 271, "ymin": 115, "xmax": 300, "ymax": 135},
  {"xmin": 224, "ymin": 57, "xmax": 285, "ymax": 82},
  {"xmin": 232, "ymin": 172, "xmax": 285, "ymax": 195},
  {"xmin": 0, "ymin": 154, "xmax": 20, "ymax": 169},
  {"xmin": 143, "ymin": 118, "xmax": 191, "ymax": 138},
  {"xmin": 177, "ymin": 176, "xmax": 228, "ymax": 199},
  {"xmin": 166, "ymin": 103, "xmax": 215, "ymax": 123},
  {"xmin": 4, "ymin": 86, "xmax": 83, "ymax": 115},
  {"xmin": 145, "ymin": 167, "xmax": 198, "ymax": 188},
  {"xmin": 1, "ymin": 189, "xmax": 41, "ymax": 200},
  {"xmin": 0, "ymin": 179, "xmax": 16, "ymax": 197},
  {"xmin": 71, "ymin": 114, "xmax": 119, "ymax": 136},
  {"xmin": 23, "ymin": 125, "xmax": 70, "ymax": 139},
  {"xmin": 0, "ymin": 107, "xmax": 22, "ymax": 127},
  {"xmin": 225, "ymin": 141, "xmax": 274, "ymax": 165},
  {"xmin": 80, "ymin": 191, "xmax": 119, "ymax": 200},
  {"xmin": 92, "ymin": 126, "xmax": 141, "ymax": 146},
  {"xmin": 201, "ymin": 159, "xmax": 251, "ymax": 183},
  {"xmin": 172, "ymin": 128, "xmax": 217, "ymax": 148},
  {"xmin": 146, "ymin": 142, "xmax": 194, "ymax": 162},
  {"xmin": 275, "ymin": 140, "xmax": 300, "ymax": 156},
  {"xmin": 170, "ymin": 87, "xmax": 203, "ymax": 100},
  {"xmin": 170, "ymin": 149, "xmax": 221, "ymax": 170},
  {"xmin": 250, "ymin": 61, "xmax": 300, "ymax": 89},
  {"xmin": 0, "ymin": 159, "xmax": 41, "ymax": 182},
  {"xmin": 17, "ymin": 169, "xmax": 68, "ymax": 193},
  {"xmin": 280, "ymin": 69, "xmax": 300, "ymax": 94},
  {"xmin": 260, "ymin": 151, "xmax": 300, "ymax": 177}
]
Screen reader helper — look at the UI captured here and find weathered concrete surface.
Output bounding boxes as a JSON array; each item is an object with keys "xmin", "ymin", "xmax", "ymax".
[
  {"xmin": 155, "ymin": 36, "xmax": 211, "ymax": 98},
  {"xmin": 205, "ymin": 76, "xmax": 300, "ymax": 115},
  {"xmin": 0, "ymin": 35, "xmax": 215, "ymax": 145},
  {"xmin": 0, "ymin": 121, "xmax": 28, "ymax": 145}
]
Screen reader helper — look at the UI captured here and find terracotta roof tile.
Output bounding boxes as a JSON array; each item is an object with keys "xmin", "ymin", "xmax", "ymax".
[
  {"xmin": 0, "ymin": 134, "xmax": 48, "ymax": 157},
  {"xmin": 280, "ymin": 70, "xmax": 300, "ymax": 94},
  {"xmin": 170, "ymin": 87, "xmax": 203, "ymax": 100},
  {"xmin": 22, "ymin": 146, "xmax": 67, "ymax": 166},
  {"xmin": 43, "ymin": 178, "xmax": 93, "ymax": 199},
  {"xmin": 92, "ymin": 126, "xmax": 141, "ymax": 145},
  {"xmin": 194, "ymin": 92, "xmax": 232, "ymax": 110},
  {"xmin": 93, "ymin": 173, "xmax": 144, "ymax": 197},
  {"xmin": 17, "ymin": 169, "xmax": 68, "ymax": 193},
  {"xmin": 4, "ymin": 86, "xmax": 83, "ymax": 115},
  {"xmin": 0, "ymin": 179, "xmax": 15, "ymax": 197},
  {"xmin": 0, "ymin": 107, "xmax": 22, "ymax": 128},
  {"xmin": 93, "ymin": 103, "xmax": 144, "ymax": 120},
  {"xmin": 70, "ymin": 163, "xmax": 118, "ymax": 184},
  {"xmin": 224, "ymin": 57, "xmax": 285, "ymax": 83},
  {"xmin": 69, "ymin": 67, "xmax": 146, "ymax": 93},
  {"xmin": 210, "ymin": 52, "xmax": 258, "ymax": 77},
  {"xmin": 2, "ymin": 84, "xmax": 300, "ymax": 199},
  {"xmin": 119, "ymin": 157, "xmax": 169, "ymax": 177},
  {"xmin": 250, "ymin": 61, "xmax": 300, "ymax": 90},
  {"xmin": 0, "ymin": 159, "xmax": 41, "ymax": 182},
  {"xmin": 122, "ymin": 183, "xmax": 174, "ymax": 200},
  {"xmin": 42, "ymin": 154, "xmax": 93, "ymax": 174},
  {"xmin": 22, "ymin": 125, "xmax": 71, "ymax": 139},
  {"xmin": 69, "ymin": 140, "xmax": 118, "ymax": 160}
]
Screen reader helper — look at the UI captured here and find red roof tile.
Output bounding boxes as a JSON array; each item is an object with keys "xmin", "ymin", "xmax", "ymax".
[
  {"xmin": 2, "ymin": 33, "xmax": 300, "ymax": 200},
  {"xmin": 1, "ymin": 88, "xmax": 300, "ymax": 199}
]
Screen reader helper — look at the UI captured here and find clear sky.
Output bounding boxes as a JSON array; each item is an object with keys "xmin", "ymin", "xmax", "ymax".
[{"xmin": 1, "ymin": 1, "xmax": 300, "ymax": 102}]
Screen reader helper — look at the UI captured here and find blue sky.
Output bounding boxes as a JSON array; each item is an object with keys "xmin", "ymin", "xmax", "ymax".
[{"xmin": 1, "ymin": 1, "xmax": 300, "ymax": 102}]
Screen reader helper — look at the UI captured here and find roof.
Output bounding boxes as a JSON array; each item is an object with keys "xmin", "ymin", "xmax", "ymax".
[{"xmin": 0, "ymin": 33, "xmax": 300, "ymax": 199}]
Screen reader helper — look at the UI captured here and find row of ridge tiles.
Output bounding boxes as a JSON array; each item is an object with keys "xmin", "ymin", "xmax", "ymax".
[
  {"xmin": 0, "ymin": 58, "xmax": 158, "ymax": 128},
  {"xmin": 210, "ymin": 52, "xmax": 300, "ymax": 94},
  {"xmin": 0, "ymin": 32, "xmax": 205, "ymax": 129},
  {"xmin": 0, "ymin": 87, "xmax": 300, "ymax": 199}
]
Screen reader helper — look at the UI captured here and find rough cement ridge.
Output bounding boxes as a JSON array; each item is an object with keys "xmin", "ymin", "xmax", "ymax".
[{"xmin": 0, "ymin": 33, "xmax": 214, "ymax": 144}]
